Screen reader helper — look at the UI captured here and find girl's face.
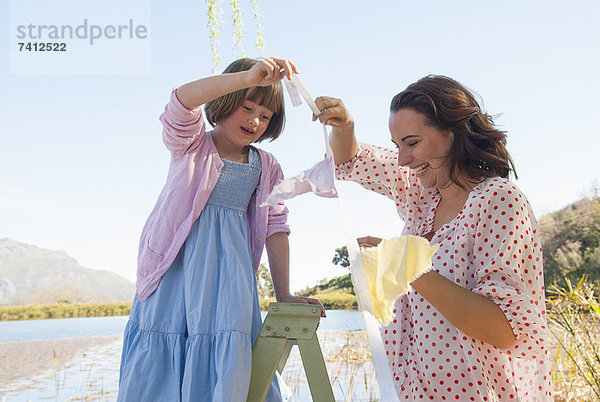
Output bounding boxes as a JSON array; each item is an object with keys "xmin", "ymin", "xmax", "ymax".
[
  {"xmin": 389, "ymin": 108, "xmax": 455, "ymax": 189},
  {"xmin": 219, "ymin": 99, "xmax": 274, "ymax": 146}
]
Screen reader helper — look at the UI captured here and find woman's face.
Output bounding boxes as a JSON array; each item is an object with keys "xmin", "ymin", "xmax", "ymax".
[{"xmin": 389, "ymin": 108, "xmax": 454, "ymax": 189}]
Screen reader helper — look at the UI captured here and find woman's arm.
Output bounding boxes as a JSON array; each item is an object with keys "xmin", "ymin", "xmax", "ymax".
[
  {"xmin": 358, "ymin": 234, "xmax": 515, "ymax": 348},
  {"xmin": 313, "ymin": 96, "xmax": 358, "ymax": 164},
  {"xmin": 265, "ymin": 232, "xmax": 326, "ymax": 316},
  {"xmin": 176, "ymin": 58, "xmax": 298, "ymax": 110},
  {"xmin": 410, "ymin": 271, "xmax": 516, "ymax": 349}
]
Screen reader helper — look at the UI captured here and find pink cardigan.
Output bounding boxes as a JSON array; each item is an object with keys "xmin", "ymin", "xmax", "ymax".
[{"xmin": 136, "ymin": 90, "xmax": 290, "ymax": 302}]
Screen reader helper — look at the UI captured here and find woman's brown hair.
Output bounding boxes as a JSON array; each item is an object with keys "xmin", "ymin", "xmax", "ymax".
[
  {"xmin": 204, "ymin": 58, "xmax": 285, "ymax": 142},
  {"xmin": 390, "ymin": 75, "xmax": 517, "ymax": 186}
]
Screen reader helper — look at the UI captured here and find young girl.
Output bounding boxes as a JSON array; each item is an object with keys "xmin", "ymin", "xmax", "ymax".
[{"xmin": 118, "ymin": 57, "xmax": 323, "ymax": 401}]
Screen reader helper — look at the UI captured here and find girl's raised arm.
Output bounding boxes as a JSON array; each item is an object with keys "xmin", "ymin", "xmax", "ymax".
[{"xmin": 176, "ymin": 57, "xmax": 298, "ymax": 110}]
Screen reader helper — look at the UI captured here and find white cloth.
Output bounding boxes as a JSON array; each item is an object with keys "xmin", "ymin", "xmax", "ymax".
[{"xmin": 261, "ymin": 156, "xmax": 337, "ymax": 207}]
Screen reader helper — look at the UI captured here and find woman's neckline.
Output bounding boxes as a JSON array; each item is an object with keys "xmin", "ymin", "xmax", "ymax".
[{"xmin": 428, "ymin": 179, "xmax": 487, "ymax": 240}]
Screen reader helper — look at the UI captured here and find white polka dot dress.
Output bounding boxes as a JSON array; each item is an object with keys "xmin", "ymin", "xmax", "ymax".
[{"xmin": 336, "ymin": 143, "xmax": 553, "ymax": 401}]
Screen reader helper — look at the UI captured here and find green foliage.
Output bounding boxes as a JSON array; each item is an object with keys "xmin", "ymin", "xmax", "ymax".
[
  {"xmin": 256, "ymin": 263, "xmax": 274, "ymax": 299},
  {"xmin": 231, "ymin": 0, "xmax": 244, "ymax": 58},
  {"xmin": 206, "ymin": 0, "xmax": 223, "ymax": 73},
  {"xmin": 258, "ymin": 293, "xmax": 357, "ymax": 311},
  {"xmin": 295, "ymin": 274, "xmax": 354, "ymax": 297},
  {"xmin": 206, "ymin": 0, "xmax": 265, "ymax": 73},
  {"xmin": 291, "ymin": 273, "xmax": 357, "ymax": 311},
  {"xmin": 258, "ymin": 272, "xmax": 357, "ymax": 310},
  {"xmin": 258, "ymin": 297, "xmax": 276, "ymax": 311},
  {"xmin": 332, "ymin": 246, "xmax": 350, "ymax": 269},
  {"xmin": 311, "ymin": 293, "xmax": 357, "ymax": 310},
  {"xmin": 0, "ymin": 302, "xmax": 131, "ymax": 321},
  {"xmin": 251, "ymin": 0, "xmax": 264, "ymax": 52}
]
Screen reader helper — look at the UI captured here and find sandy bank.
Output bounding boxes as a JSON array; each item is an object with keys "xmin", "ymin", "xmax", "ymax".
[{"xmin": 0, "ymin": 335, "xmax": 121, "ymax": 387}]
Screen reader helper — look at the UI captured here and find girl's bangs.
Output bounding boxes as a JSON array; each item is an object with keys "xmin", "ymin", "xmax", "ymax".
[{"xmin": 246, "ymin": 84, "xmax": 283, "ymax": 113}]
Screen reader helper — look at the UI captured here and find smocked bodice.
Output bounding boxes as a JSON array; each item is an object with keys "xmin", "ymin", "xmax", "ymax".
[{"xmin": 205, "ymin": 147, "xmax": 262, "ymax": 213}]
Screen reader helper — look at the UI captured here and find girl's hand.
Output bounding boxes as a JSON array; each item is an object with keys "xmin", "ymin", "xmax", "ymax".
[
  {"xmin": 246, "ymin": 57, "xmax": 298, "ymax": 87},
  {"xmin": 312, "ymin": 96, "xmax": 354, "ymax": 128},
  {"xmin": 357, "ymin": 235, "xmax": 383, "ymax": 249},
  {"xmin": 277, "ymin": 294, "xmax": 327, "ymax": 318}
]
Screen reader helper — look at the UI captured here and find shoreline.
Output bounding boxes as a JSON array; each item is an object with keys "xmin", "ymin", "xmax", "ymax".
[
  {"xmin": 0, "ymin": 330, "xmax": 370, "ymax": 400},
  {"xmin": 0, "ymin": 299, "xmax": 360, "ymax": 321},
  {"xmin": 0, "ymin": 334, "xmax": 121, "ymax": 388},
  {"xmin": 0, "ymin": 328, "xmax": 583, "ymax": 401}
]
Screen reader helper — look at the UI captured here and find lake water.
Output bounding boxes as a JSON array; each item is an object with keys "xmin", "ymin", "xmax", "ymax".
[
  {"xmin": 0, "ymin": 310, "xmax": 366, "ymax": 344},
  {"xmin": 0, "ymin": 311, "xmax": 372, "ymax": 401}
]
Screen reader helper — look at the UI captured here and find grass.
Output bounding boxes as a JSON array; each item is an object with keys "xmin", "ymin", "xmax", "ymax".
[
  {"xmin": 547, "ymin": 277, "xmax": 600, "ymax": 401},
  {"xmin": 326, "ymin": 331, "xmax": 377, "ymax": 401},
  {"xmin": 0, "ymin": 302, "xmax": 131, "ymax": 321},
  {"xmin": 259, "ymin": 293, "xmax": 358, "ymax": 311},
  {"xmin": 280, "ymin": 331, "xmax": 378, "ymax": 401},
  {"xmin": 0, "ymin": 294, "xmax": 356, "ymax": 322}
]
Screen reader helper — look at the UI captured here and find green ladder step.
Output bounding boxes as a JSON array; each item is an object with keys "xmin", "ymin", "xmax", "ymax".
[{"xmin": 247, "ymin": 302, "xmax": 335, "ymax": 402}]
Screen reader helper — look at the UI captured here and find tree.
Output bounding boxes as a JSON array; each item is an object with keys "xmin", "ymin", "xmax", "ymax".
[
  {"xmin": 332, "ymin": 246, "xmax": 350, "ymax": 269},
  {"xmin": 256, "ymin": 264, "xmax": 274, "ymax": 299}
]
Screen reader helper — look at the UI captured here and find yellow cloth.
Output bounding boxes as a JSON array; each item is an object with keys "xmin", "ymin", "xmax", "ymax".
[{"xmin": 360, "ymin": 236, "xmax": 438, "ymax": 325}]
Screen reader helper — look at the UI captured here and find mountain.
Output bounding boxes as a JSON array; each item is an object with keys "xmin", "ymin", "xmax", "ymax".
[
  {"xmin": 539, "ymin": 196, "xmax": 600, "ymax": 289},
  {"xmin": 0, "ymin": 238, "xmax": 135, "ymax": 305}
]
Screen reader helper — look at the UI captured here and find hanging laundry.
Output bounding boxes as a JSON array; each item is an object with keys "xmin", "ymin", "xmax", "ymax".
[
  {"xmin": 261, "ymin": 155, "xmax": 337, "ymax": 206},
  {"xmin": 262, "ymin": 75, "xmax": 338, "ymax": 207}
]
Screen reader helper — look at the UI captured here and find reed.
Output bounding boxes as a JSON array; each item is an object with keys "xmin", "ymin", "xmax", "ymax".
[
  {"xmin": 547, "ymin": 276, "xmax": 600, "ymax": 401},
  {"xmin": 281, "ymin": 331, "xmax": 378, "ymax": 401}
]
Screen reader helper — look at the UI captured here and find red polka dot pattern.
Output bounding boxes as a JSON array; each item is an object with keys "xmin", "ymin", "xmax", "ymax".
[{"xmin": 336, "ymin": 143, "xmax": 553, "ymax": 400}]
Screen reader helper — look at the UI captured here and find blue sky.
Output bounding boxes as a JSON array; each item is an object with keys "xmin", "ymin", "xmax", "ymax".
[{"xmin": 1, "ymin": 0, "xmax": 599, "ymax": 291}]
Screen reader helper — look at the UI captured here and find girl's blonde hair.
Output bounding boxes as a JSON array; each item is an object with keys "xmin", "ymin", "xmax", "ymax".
[{"xmin": 204, "ymin": 58, "xmax": 285, "ymax": 142}]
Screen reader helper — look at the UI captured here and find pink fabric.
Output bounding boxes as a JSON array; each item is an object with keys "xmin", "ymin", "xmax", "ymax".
[
  {"xmin": 336, "ymin": 143, "xmax": 553, "ymax": 401},
  {"xmin": 261, "ymin": 155, "xmax": 338, "ymax": 206},
  {"xmin": 136, "ymin": 90, "xmax": 290, "ymax": 302}
]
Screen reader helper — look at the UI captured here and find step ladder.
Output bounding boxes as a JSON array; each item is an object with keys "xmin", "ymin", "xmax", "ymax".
[{"xmin": 247, "ymin": 302, "xmax": 335, "ymax": 401}]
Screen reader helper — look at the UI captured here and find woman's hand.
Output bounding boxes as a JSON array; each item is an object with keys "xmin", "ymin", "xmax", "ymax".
[
  {"xmin": 313, "ymin": 96, "xmax": 354, "ymax": 128},
  {"xmin": 314, "ymin": 96, "xmax": 357, "ymax": 164},
  {"xmin": 277, "ymin": 294, "xmax": 327, "ymax": 318},
  {"xmin": 357, "ymin": 235, "xmax": 383, "ymax": 248},
  {"xmin": 246, "ymin": 57, "xmax": 298, "ymax": 87}
]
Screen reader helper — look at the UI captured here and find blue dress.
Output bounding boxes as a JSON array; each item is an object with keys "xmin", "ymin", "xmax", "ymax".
[{"xmin": 118, "ymin": 148, "xmax": 282, "ymax": 401}]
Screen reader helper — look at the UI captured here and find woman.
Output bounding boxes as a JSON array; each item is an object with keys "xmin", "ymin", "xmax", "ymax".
[{"xmin": 314, "ymin": 75, "xmax": 553, "ymax": 400}]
